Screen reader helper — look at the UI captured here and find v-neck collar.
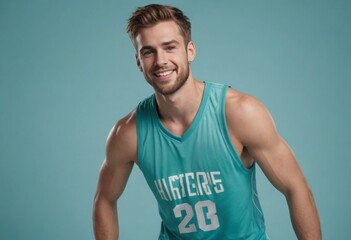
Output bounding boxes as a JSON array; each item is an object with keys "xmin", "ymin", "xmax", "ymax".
[{"xmin": 151, "ymin": 82, "xmax": 211, "ymax": 142}]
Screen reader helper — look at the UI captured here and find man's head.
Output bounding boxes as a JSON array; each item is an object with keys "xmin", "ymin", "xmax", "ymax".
[
  {"xmin": 127, "ymin": 4, "xmax": 191, "ymax": 47},
  {"xmin": 126, "ymin": 4, "xmax": 195, "ymax": 96}
]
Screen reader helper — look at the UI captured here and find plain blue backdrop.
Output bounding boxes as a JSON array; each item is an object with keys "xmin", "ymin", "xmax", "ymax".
[{"xmin": 0, "ymin": 0, "xmax": 350, "ymax": 239}]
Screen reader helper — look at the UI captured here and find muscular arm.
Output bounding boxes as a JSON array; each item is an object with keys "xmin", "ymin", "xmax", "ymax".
[
  {"xmin": 93, "ymin": 112, "xmax": 137, "ymax": 240},
  {"xmin": 226, "ymin": 91, "xmax": 321, "ymax": 239}
]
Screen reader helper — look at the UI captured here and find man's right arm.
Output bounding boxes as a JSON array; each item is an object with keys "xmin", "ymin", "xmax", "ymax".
[{"xmin": 93, "ymin": 112, "xmax": 137, "ymax": 240}]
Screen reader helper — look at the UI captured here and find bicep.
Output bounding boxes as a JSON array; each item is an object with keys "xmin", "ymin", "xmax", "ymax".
[
  {"xmin": 95, "ymin": 113, "xmax": 137, "ymax": 203},
  {"xmin": 95, "ymin": 157, "xmax": 134, "ymax": 203},
  {"xmin": 248, "ymin": 136, "xmax": 306, "ymax": 196},
  {"xmin": 229, "ymin": 94, "xmax": 307, "ymax": 195}
]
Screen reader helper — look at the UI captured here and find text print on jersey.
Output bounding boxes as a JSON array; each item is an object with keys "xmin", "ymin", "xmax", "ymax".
[
  {"xmin": 154, "ymin": 171, "xmax": 225, "ymax": 201},
  {"xmin": 174, "ymin": 200, "xmax": 220, "ymax": 234}
]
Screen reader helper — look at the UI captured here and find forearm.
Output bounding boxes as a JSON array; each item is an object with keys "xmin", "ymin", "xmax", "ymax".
[
  {"xmin": 93, "ymin": 198, "xmax": 119, "ymax": 240},
  {"xmin": 286, "ymin": 188, "xmax": 321, "ymax": 240}
]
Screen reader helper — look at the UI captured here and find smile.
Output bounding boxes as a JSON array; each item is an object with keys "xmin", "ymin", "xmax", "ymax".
[{"xmin": 154, "ymin": 70, "xmax": 174, "ymax": 77}]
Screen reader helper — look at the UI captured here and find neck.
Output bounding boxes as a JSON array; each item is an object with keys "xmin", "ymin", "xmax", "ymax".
[{"xmin": 155, "ymin": 76, "xmax": 204, "ymax": 135}]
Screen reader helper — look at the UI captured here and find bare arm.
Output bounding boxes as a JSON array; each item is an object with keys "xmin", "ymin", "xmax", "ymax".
[
  {"xmin": 226, "ymin": 91, "xmax": 321, "ymax": 239},
  {"xmin": 93, "ymin": 112, "xmax": 137, "ymax": 240}
]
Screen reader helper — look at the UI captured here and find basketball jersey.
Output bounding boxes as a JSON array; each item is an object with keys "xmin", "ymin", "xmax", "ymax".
[{"xmin": 136, "ymin": 82, "xmax": 269, "ymax": 240}]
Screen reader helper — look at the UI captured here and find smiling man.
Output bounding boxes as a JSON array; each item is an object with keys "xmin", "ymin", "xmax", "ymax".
[
  {"xmin": 136, "ymin": 21, "xmax": 193, "ymax": 96},
  {"xmin": 93, "ymin": 4, "xmax": 321, "ymax": 240}
]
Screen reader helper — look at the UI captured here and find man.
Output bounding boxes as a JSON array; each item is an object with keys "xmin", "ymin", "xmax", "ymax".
[{"xmin": 93, "ymin": 4, "xmax": 321, "ymax": 240}]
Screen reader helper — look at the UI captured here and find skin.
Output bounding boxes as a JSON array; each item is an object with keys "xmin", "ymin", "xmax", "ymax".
[{"xmin": 93, "ymin": 20, "xmax": 321, "ymax": 239}]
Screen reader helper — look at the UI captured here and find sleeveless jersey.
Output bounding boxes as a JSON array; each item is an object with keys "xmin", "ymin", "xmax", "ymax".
[{"xmin": 136, "ymin": 82, "xmax": 269, "ymax": 240}]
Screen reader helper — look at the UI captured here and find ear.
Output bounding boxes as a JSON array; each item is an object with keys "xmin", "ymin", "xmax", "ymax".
[
  {"xmin": 136, "ymin": 53, "xmax": 143, "ymax": 72},
  {"xmin": 187, "ymin": 41, "xmax": 196, "ymax": 62}
]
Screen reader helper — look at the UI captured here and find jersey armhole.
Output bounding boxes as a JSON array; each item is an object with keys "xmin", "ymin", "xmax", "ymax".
[
  {"xmin": 135, "ymin": 102, "xmax": 145, "ymax": 168},
  {"xmin": 219, "ymin": 86, "xmax": 255, "ymax": 173}
]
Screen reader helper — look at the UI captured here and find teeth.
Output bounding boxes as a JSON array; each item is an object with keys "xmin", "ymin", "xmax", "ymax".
[{"xmin": 156, "ymin": 70, "xmax": 173, "ymax": 77}]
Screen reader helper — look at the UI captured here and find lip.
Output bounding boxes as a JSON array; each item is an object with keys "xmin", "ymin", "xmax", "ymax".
[{"xmin": 153, "ymin": 69, "xmax": 175, "ymax": 81}]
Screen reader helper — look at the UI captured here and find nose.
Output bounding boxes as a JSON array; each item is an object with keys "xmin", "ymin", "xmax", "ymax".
[{"xmin": 155, "ymin": 50, "xmax": 167, "ymax": 66}]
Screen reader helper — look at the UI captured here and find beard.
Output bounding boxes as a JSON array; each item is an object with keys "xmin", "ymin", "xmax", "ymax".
[{"xmin": 146, "ymin": 63, "xmax": 190, "ymax": 96}]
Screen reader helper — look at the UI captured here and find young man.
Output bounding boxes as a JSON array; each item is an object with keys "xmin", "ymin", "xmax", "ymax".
[{"xmin": 93, "ymin": 4, "xmax": 321, "ymax": 240}]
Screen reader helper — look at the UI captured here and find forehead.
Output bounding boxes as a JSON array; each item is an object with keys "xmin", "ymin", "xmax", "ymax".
[{"xmin": 135, "ymin": 21, "xmax": 184, "ymax": 50}]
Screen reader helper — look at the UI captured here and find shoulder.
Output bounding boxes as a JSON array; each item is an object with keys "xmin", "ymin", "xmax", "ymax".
[
  {"xmin": 225, "ymin": 88, "xmax": 278, "ymax": 147},
  {"xmin": 106, "ymin": 110, "xmax": 137, "ymax": 164},
  {"xmin": 225, "ymin": 88, "xmax": 270, "ymax": 124}
]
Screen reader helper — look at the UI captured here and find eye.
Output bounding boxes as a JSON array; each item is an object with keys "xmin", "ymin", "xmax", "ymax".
[
  {"xmin": 141, "ymin": 49, "xmax": 154, "ymax": 57},
  {"xmin": 166, "ymin": 45, "xmax": 176, "ymax": 51}
]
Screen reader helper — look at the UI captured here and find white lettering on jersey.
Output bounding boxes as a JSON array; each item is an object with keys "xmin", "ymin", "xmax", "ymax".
[
  {"xmin": 154, "ymin": 171, "xmax": 224, "ymax": 201},
  {"xmin": 211, "ymin": 171, "xmax": 224, "ymax": 193}
]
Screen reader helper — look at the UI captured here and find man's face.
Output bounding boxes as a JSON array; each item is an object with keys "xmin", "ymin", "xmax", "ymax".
[{"xmin": 135, "ymin": 21, "xmax": 195, "ymax": 95}]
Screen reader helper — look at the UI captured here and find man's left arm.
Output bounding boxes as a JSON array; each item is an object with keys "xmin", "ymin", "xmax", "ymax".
[{"xmin": 227, "ymin": 93, "xmax": 321, "ymax": 239}]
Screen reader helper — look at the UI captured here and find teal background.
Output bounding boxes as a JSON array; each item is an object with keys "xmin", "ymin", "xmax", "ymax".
[{"xmin": 0, "ymin": 0, "xmax": 350, "ymax": 239}]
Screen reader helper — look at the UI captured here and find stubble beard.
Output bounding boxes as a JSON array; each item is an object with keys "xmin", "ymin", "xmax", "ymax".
[{"xmin": 148, "ymin": 64, "xmax": 190, "ymax": 96}]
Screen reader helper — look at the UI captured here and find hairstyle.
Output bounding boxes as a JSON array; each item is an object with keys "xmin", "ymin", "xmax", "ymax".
[{"xmin": 126, "ymin": 4, "xmax": 191, "ymax": 46}]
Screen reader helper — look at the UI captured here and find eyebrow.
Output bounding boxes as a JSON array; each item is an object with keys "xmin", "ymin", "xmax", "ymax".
[
  {"xmin": 161, "ymin": 40, "xmax": 180, "ymax": 46},
  {"xmin": 139, "ymin": 40, "xmax": 180, "ymax": 53}
]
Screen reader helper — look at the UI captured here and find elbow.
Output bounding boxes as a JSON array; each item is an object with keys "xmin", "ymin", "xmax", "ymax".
[
  {"xmin": 93, "ymin": 193, "xmax": 103, "ymax": 221},
  {"xmin": 93, "ymin": 192, "xmax": 116, "ymax": 211},
  {"xmin": 284, "ymin": 182, "xmax": 314, "ymax": 203}
]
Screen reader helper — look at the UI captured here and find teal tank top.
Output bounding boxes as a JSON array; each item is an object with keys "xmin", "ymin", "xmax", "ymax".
[{"xmin": 136, "ymin": 82, "xmax": 269, "ymax": 240}]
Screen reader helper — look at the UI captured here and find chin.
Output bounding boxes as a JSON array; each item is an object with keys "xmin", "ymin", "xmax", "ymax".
[
  {"xmin": 154, "ymin": 85, "xmax": 177, "ymax": 96},
  {"xmin": 156, "ymin": 79, "xmax": 188, "ymax": 96}
]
